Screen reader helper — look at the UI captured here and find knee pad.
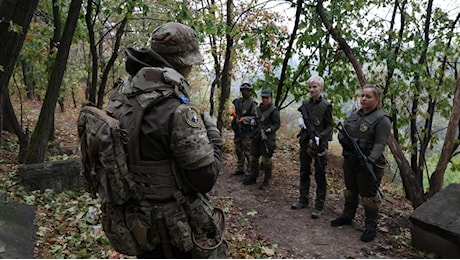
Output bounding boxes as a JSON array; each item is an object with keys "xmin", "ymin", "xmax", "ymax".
[
  {"xmin": 344, "ymin": 190, "xmax": 358, "ymax": 203},
  {"xmin": 361, "ymin": 196, "xmax": 379, "ymax": 212},
  {"xmin": 261, "ymin": 156, "xmax": 272, "ymax": 167}
]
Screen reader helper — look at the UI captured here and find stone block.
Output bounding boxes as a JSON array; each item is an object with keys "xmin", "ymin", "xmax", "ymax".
[
  {"xmin": 18, "ymin": 158, "xmax": 84, "ymax": 192},
  {"xmin": 409, "ymin": 183, "xmax": 460, "ymax": 258},
  {"xmin": 0, "ymin": 193, "xmax": 36, "ymax": 258}
]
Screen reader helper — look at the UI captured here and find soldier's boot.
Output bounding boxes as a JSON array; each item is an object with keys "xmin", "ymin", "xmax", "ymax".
[
  {"xmin": 312, "ymin": 171, "xmax": 327, "ymax": 218},
  {"xmin": 243, "ymin": 155, "xmax": 258, "ymax": 185},
  {"xmin": 291, "ymin": 172, "xmax": 310, "ymax": 209},
  {"xmin": 331, "ymin": 190, "xmax": 358, "ymax": 226},
  {"xmin": 259, "ymin": 156, "xmax": 272, "ymax": 190},
  {"xmin": 361, "ymin": 196, "xmax": 379, "ymax": 242}
]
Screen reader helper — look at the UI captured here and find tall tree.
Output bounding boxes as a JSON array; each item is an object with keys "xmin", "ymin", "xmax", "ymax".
[
  {"xmin": 0, "ymin": 0, "xmax": 39, "ymax": 155},
  {"xmin": 24, "ymin": 0, "xmax": 82, "ymax": 163}
]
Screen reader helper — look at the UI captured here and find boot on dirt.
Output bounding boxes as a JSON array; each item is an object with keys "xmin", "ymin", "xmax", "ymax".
[
  {"xmin": 330, "ymin": 216, "xmax": 352, "ymax": 226},
  {"xmin": 360, "ymin": 229, "xmax": 376, "ymax": 242},
  {"xmin": 291, "ymin": 201, "xmax": 309, "ymax": 209},
  {"xmin": 311, "ymin": 209, "xmax": 322, "ymax": 219},
  {"xmin": 243, "ymin": 175, "xmax": 256, "ymax": 185},
  {"xmin": 259, "ymin": 181, "xmax": 269, "ymax": 190}
]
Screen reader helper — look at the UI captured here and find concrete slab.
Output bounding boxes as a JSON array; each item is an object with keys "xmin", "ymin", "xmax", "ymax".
[
  {"xmin": 0, "ymin": 192, "xmax": 36, "ymax": 259},
  {"xmin": 409, "ymin": 183, "xmax": 460, "ymax": 258}
]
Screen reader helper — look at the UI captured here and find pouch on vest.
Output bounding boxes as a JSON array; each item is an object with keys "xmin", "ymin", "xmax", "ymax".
[
  {"xmin": 101, "ymin": 203, "xmax": 142, "ymax": 255},
  {"xmin": 188, "ymin": 194, "xmax": 226, "ymax": 257}
]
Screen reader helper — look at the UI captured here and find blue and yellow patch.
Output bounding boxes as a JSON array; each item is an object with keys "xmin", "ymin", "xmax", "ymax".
[{"xmin": 183, "ymin": 107, "xmax": 201, "ymax": 127}]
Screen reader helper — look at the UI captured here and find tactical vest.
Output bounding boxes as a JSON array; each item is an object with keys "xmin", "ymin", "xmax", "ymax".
[
  {"xmin": 343, "ymin": 109, "xmax": 386, "ymax": 155},
  {"xmin": 300, "ymin": 98, "xmax": 332, "ymax": 141},
  {"xmin": 106, "ymin": 67, "xmax": 223, "ymax": 256},
  {"xmin": 106, "ymin": 67, "xmax": 186, "ymax": 201},
  {"xmin": 256, "ymin": 104, "xmax": 277, "ymax": 128},
  {"xmin": 233, "ymin": 97, "xmax": 257, "ymax": 132},
  {"xmin": 252, "ymin": 104, "xmax": 278, "ymax": 144},
  {"xmin": 235, "ymin": 97, "xmax": 257, "ymax": 116}
]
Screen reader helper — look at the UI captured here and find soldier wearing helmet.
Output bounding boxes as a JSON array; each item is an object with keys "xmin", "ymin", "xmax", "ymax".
[
  {"xmin": 243, "ymin": 89, "xmax": 280, "ymax": 190},
  {"xmin": 101, "ymin": 22, "xmax": 227, "ymax": 258},
  {"xmin": 230, "ymin": 82, "xmax": 258, "ymax": 176}
]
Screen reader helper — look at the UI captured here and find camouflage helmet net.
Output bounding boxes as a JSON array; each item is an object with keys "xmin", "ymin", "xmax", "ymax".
[{"xmin": 150, "ymin": 22, "xmax": 203, "ymax": 69}]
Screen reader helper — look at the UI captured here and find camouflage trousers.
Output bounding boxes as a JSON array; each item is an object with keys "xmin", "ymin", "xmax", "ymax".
[{"xmin": 234, "ymin": 131, "xmax": 251, "ymax": 172}]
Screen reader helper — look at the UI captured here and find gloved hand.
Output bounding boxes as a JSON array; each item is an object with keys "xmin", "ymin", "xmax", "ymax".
[
  {"xmin": 298, "ymin": 117, "xmax": 306, "ymax": 129},
  {"xmin": 201, "ymin": 111, "xmax": 222, "ymax": 146},
  {"xmin": 314, "ymin": 136, "xmax": 320, "ymax": 146},
  {"xmin": 250, "ymin": 119, "xmax": 257, "ymax": 126}
]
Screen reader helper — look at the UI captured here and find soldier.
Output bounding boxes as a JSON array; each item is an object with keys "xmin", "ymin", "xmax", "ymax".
[
  {"xmin": 331, "ymin": 85, "xmax": 391, "ymax": 242},
  {"xmin": 243, "ymin": 89, "xmax": 280, "ymax": 190},
  {"xmin": 231, "ymin": 83, "xmax": 258, "ymax": 176},
  {"xmin": 291, "ymin": 75, "xmax": 333, "ymax": 220},
  {"xmin": 101, "ymin": 22, "xmax": 227, "ymax": 258}
]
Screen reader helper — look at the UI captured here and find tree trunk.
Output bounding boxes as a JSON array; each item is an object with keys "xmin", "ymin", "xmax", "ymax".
[
  {"xmin": 275, "ymin": 0, "xmax": 302, "ymax": 108},
  {"xmin": 85, "ymin": 0, "xmax": 99, "ymax": 105},
  {"xmin": 24, "ymin": 0, "xmax": 82, "ymax": 164},
  {"xmin": 96, "ymin": 15, "xmax": 130, "ymax": 108},
  {"xmin": 207, "ymin": 0, "xmax": 220, "ymax": 117},
  {"xmin": 0, "ymin": 0, "xmax": 39, "ymax": 147},
  {"xmin": 217, "ymin": 0, "xmax": 233, "ymax": 131},
  {"xmin": 429, "ymin": 76, "xmax": 460, "ymax": 195},
  {"xmin": 315, "ymin": 0, "xmax": 367, "ymax": 87},
  {"xmin": 3, "ymin": 88, "xmax": 29, "ymax": 162},
  {"xmin": 387, "ymin": 135, "xmax": 425, "ymax": 208},
  {"xmin": 21, "ymin": 60, "xmax": 36, "ymax": 100}
]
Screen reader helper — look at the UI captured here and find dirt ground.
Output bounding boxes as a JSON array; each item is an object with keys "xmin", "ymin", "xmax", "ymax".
[
  {"xmin": 209, "ymin": 131, "xmax": 422, "ymax": 259},
  {"xmin": 4, "ymin": 100, "xmax": 424, "ymax": 259}
]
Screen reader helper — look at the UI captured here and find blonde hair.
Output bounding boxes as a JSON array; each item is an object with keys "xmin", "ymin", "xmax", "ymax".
[
  {"xmin": 307, "ymin": 75, "xmax": 324, "ymax": 88},
  {"xmin": 363, "ymin": 84, "xmax": 382, "ymax": 109}
]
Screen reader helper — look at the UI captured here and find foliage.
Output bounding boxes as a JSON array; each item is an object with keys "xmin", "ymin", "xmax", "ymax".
[{"xmin": 4, "ymin": 0, "xmax": 460, "ymax": 202}]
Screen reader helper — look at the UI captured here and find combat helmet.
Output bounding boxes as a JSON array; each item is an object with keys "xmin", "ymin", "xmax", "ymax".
[{"xmin": 150, "ymin": 22, "xmax": 203, "ymax": 69}]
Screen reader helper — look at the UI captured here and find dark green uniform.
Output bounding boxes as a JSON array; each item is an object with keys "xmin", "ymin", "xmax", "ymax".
[
  {"xmin": 294, "ymin": 97, "xmax": 333, "ymax": 212},
  {"xmin": 243, "ymin": 103, "xmax": 280, "ymax": 189},
  {"xmin": 335, "ymin": 108, "xmax": 391, "ymax": 238},
  {"xmin": 232, "ymin": 97, "xmax": 257, "ymax": 174}
]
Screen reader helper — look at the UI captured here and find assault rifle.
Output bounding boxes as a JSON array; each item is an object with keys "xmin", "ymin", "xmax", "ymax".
[
  {"xmin": 299, "ymin": 104, "xmax": 325, "ymax": 171},
  {"xmin": 260, "ymin": 128, "xmax": 270, "ymax": 154},
  {"xmin": 251, "ymin": 118, "xmax": 270, "ymax": 154},
  {"xmin": 336, "ymin": 122, "xmax": 384, "ymax": 198}
]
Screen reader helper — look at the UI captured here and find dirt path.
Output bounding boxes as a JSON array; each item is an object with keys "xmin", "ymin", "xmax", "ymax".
[
  {"xmin": 212, "ymin": 161, "xmax": 378, "ymax": 258},
  {"xmin": 209, "ymin": 132, "xmax": 415, "ymax": 258}
]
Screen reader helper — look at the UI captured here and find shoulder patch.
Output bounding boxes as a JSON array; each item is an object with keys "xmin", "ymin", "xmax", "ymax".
[{"xmin": 183, "ymin": 106, "xmax": 201, "ymax": 127}]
